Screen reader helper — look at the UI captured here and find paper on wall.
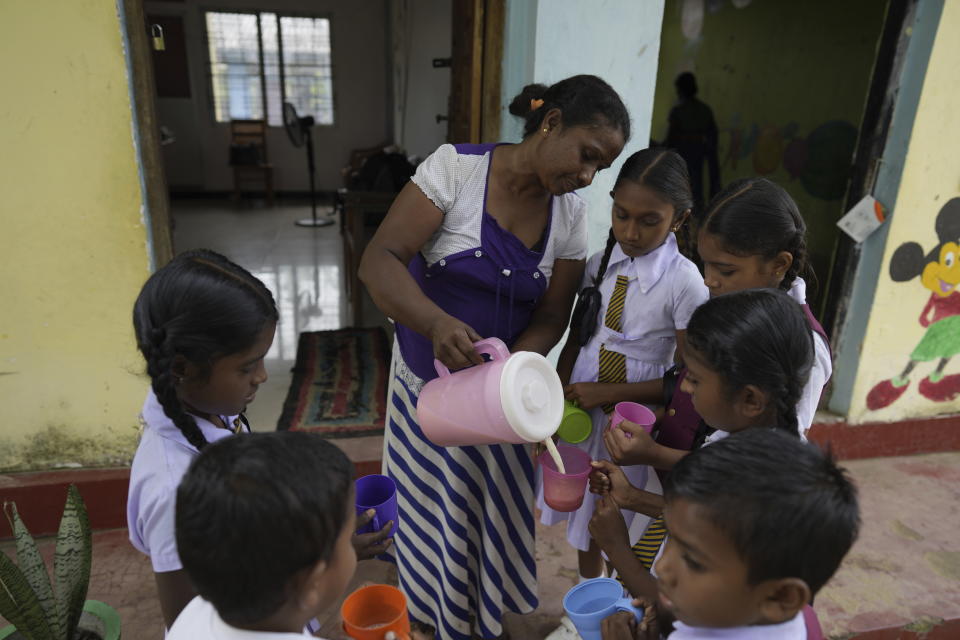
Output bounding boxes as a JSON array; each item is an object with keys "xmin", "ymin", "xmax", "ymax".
[{"xmin": 837, "ymin": 195, "xmax": 887, "ymax": 243}]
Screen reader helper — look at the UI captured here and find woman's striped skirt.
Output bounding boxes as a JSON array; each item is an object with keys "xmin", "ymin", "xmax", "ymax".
[{"xmin": 382, "ymin": 349, "xmax": 539, "ymax": 639}]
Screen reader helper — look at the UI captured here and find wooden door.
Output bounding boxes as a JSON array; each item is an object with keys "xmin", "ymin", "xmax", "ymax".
[
  {"xmin": 121, "ymin": 0, "xmax": 174, "ymax": 266},
  {"xmin": 448, "ymin": 0, "xmax": 505, "ymax": 144},
  {"xmin": 820, "ymin": 0, "xmax": 917, "ymax": 332}
]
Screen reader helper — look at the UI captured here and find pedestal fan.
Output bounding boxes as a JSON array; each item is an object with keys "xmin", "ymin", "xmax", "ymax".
[{"xmin": 283, "ymin": 102, "xmax": 334, "ymax": 227}]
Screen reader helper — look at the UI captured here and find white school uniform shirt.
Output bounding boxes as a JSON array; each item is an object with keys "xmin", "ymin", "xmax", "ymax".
[
  {"xmin": 703, "ymin": 278, "xmax": 831, "ymax": 447},
  {"xmin": 569, "ymin": 233, "xmax": 708, "ymax": 386},
  {"xmin": 167, "ymin": 597, "xmax": 323, "ymax": 639},
  {"xmin": 668, "ymin": 611, "xmax": 806, "ymax": 639},
  {"xmin": 127, "ymin": 390, "xmax": 245, "ymax": 572},
  {"xmin": 537, "ymin": 234, "xmax": 707, "ymax": 551}
]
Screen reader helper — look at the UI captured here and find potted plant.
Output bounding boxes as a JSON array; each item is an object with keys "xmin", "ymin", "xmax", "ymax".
[{"xmin": 0, "ymin": 485, "xmax": 120, "ymax": 640}]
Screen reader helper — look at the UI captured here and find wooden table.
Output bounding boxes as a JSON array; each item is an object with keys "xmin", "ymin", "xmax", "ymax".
[{"xmin": 340, "ymin": 190, "xmax": 397, "ymax": 326}]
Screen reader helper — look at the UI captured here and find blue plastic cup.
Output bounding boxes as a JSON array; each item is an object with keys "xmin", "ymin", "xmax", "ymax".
[
  {"xmin": 355, "ymin": 474, "xmax": 397, "ymax": 537},
  {"xmin": 562, "ymin": 578, "xmax": 643, "ymax": 640}
]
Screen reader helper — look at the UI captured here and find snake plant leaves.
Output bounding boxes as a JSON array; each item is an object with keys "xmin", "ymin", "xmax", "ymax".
[
  {"xmin": 4, "ymin": 502, "xmax": 63, "ymax": 639},
  {"xmin": 53, "ymin": 485, "xmax": 91, "ymax": 640},
  {"xmin": 0, "ymin": 549, "xmax": 55, "ymax": 640}
]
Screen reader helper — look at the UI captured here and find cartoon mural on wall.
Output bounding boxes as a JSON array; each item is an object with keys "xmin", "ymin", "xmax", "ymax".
[{"xmin": 867, "ymin": 198, "xmax": 960, "ymax": 410}]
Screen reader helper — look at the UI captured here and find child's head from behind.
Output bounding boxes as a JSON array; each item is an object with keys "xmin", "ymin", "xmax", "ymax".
[
  {"xmin": 681, "ymin": 288, "xmax": 813, "ymax": 434},
  {"xmin": 133, "ymin": 249, "xmax": 278, "ymax": 450},
  {"xmin": 698, "ymin": 178, "xmax": 810, "ymax": 297},
  {"xmin": 608, "ymin": 148, "xmax": 693, "ymax": 258},
  {"xmin": 656, "ymin": 429, "xmax": 859, "ymax": 629},
  {"xmin": 176, "ymin": 431, "xmax": 356, "ymax": 629}
]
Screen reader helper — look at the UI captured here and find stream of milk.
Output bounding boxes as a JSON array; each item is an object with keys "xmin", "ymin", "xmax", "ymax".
[{"xmin": 543, "ymin": 437, "xmax": 566, "ymax": 474}]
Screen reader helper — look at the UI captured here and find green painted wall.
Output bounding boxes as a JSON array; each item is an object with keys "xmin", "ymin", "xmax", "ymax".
[{"xmin": 651, "ymin": 0, "xmax": 889, "ymax": 308}]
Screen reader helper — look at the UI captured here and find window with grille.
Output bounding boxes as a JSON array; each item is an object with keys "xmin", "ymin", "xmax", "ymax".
[{"xmin": 205, "ymin": 11, "xmax": 334, "ymax": 126}]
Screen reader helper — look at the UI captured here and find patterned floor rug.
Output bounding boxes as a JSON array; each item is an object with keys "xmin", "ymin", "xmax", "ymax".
[{"xmin": 276, "ymin": 327, "xmax": 390, "ymax": 438}]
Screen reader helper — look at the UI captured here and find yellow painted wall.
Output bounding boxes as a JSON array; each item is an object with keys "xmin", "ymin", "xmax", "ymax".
[
  {"xmin": 848, "ymin": 1, "xmax": 960, "ymax": 423},
  {"xmin": 0, "ymin": 0, "xmax": 151, "ymax": 470}
]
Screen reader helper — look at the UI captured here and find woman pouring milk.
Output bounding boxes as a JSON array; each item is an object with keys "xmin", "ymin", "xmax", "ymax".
[{"xmin": 359, "ymin": 75, "xmax": 630, "ymax": 639}]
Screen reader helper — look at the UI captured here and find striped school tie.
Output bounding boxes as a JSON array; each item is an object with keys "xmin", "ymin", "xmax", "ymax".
[
  {"xmin": 615, "ymin": 515, "xmax": 667, "ymax": 587},
  {"xmin": 599, "ymin": 275, "xmax": 629, "ymax": 412},
  {"xmin": 631, "ymin": 515, "xmax": 667, "ymax": 570}
]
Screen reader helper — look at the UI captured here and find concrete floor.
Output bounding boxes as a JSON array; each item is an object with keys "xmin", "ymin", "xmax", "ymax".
[{"xmin": 4, "ymin": 201, "xmax": 957, "ymax": 639}]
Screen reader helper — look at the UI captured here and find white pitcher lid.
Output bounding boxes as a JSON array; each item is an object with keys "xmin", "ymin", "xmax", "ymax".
[{"xmin": 499, "ymin": 351, "xmax": 564, "ymax": 443}]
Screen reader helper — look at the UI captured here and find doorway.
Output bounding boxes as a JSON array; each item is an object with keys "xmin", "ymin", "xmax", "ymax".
[{"xmin": 649, "ymin": 0, "xmax": 902, "ymax": 324}]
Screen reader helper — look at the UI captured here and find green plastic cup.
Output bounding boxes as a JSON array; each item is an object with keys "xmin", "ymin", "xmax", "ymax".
[{"xmin": 556, "ymin": 399, "xmax": 592, "ymax": 444}]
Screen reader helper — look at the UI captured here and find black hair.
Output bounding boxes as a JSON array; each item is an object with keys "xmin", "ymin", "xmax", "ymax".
[
  {"xmin": 889, "ymin": 197, "xmax": 960, "ymax": 281},
  {"xmin": 614, "ymin": 147, "xmax": 694, "ymax": 212},
  {"xmin": 701, "ymin": 177, "xmax": 813, "ymax": 291},
  {"xmin": 570, "ymin": 148, "xmax": 693, "ymax": 347},
  {"xmin": 133, "ymin": 249, "xmax": 278, "ymax": 450},
  {"xmin": 508, "ymin": 75, "xmax": 631, "ymax": 142},
  {"xmin": 176, "ymin": 431, "xmax": 353, "ymax": 625},
  {"xmin": 675, "ymin": 72, "xmax": 698, "ymax": 99},
  {"xmin": 686, "ymin": 288, "xmax": 813, "ymax": 435},
  {"xmin": 664, "ymin": 429, "xmax": 860, "ymax": 595}
]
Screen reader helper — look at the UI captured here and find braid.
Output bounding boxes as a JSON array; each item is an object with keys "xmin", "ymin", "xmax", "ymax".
[
  {"xmin": 145, "ymin": 331, "xmax": 209, "ymax": 451},
  {"xmin": 593, "ymin": 229, "xmax": 618, "ymax": 287},
  {"xmin": 774, "ymin": 389, "xmax": 801, "ymax": 437},
  {"xmin": 782, "ymin": 215, "xmax": 816, "ymax": 294},
  {"xmin": 571, "ymin": 229, "xmax": 618, "ymax": 347}
]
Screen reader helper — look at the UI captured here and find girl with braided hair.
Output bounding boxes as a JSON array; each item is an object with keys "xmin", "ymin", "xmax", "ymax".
[
  {"xmin": 126, "ymin": 249, "xmax": 278, "ymax": 628},
  {"xmin": 589, "ymin": 288, "xmax": 815, "ymax": 602},
  {"xmin": 694, "ymin": 177, "xmax": 830, "ymax": 435},
  {"xmin": 537, "ymin": 147, "xmax": 707, "ymax": 610}
]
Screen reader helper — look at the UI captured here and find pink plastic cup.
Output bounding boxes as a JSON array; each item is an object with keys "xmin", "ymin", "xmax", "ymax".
[
  {"xmin": 539, "ymin": 445, "xmax": 593, "ymax": 512},
  {"xmin": 610, "ymin": 402, "xmax": 656, "ymax": 435}
]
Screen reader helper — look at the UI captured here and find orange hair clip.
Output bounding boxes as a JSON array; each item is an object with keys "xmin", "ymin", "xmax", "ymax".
[{"xmin": 530, "ymin": 98, "xmax": 544, "ymax": 111}]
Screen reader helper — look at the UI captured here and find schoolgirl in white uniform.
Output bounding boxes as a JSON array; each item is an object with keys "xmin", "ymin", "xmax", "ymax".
[
  {"xmin": 539, "ymin": 149, "xmax": 708, "ymax": 590},
  {"xmin": 126, "ymin": 249, "xmax": 277, "ymax": 629}
]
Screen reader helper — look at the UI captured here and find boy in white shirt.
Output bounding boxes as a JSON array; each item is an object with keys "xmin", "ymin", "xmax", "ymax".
[
  {"xmin": 168, "ymin": 431, "xmax": 357, "ymax": 639},
  {"xmin": 602, "ymin": 429, "xmax": 860, "ymax": 639}
]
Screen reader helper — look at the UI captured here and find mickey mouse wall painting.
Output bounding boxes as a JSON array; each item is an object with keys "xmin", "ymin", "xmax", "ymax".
[{"xmin": 867, "ymin": 198, "xmax": 960, "ymax": 411}]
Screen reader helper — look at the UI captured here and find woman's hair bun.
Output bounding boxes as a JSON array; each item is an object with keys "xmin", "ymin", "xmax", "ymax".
[{"xmin": 508, "ymin": 83, "xmax": 549, "ymax": 116}]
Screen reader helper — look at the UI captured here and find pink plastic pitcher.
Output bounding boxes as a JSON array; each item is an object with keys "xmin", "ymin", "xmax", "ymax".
[
  {"xmin": 539, "ymin": 444, "xmax": 592, "ymax": 512},
  {"xmin": 417, "ymin": 338, "xmax": 564, "ymax": 446}
]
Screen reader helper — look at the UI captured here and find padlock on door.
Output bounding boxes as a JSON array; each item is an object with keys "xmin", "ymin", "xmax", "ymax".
[{"xmin": 151, "ymin": 24, "xmax": 165, "ymax": 51}]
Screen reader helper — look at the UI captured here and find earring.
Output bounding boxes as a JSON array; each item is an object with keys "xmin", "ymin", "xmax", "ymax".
[{"xmin": 542, "ymin": 128, "xmax": 548, "ymax": 133}]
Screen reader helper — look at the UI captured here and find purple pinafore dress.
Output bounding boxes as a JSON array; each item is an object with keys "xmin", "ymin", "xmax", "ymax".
[{"xmin": 385, "ymin": 143, "xmax": 560, "ymax": 639}]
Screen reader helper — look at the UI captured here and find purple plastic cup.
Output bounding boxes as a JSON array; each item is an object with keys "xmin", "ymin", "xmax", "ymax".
[
  {"xmin": 539, "ymin": 445, "xmax": 593, "ymax": 512},
  {"xmin": 355, "ymin": 474, "xmax": 397, "ymax": 536},
  {"xmin": 611, "ymin": 402, "xmax": 656, "ymax": 436}
]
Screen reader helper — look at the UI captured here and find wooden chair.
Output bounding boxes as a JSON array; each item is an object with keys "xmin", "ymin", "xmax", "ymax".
[{"xmin": 229, "ymin": 119, "xmax": 274, "ymax": 206}]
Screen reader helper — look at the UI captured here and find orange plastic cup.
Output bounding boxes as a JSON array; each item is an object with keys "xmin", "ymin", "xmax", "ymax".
[{"xmin": 341, "ymin": 584, "xmax": 411, "ymax": 639}]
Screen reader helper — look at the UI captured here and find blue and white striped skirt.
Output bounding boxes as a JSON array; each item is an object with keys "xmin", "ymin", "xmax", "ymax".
[{"xmin": 382, "ymin": 353, "xmax": 538, "ymax": 639}]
